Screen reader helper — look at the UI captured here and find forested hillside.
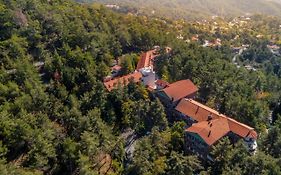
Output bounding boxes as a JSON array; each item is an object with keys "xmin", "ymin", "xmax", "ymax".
[
  {"xmin": 77, "ymin": 0, "xmax": 281, "ymax": 20},
  {"xmin": 0, "ymin": 0, "xmax": 281, "ymax": 174}
]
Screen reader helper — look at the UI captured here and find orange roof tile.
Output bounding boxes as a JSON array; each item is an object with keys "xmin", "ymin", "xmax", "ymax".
[
  {"xmin": 187, "ymin": 117, "xmax": 257, "ymax": 145},
  {"xmin": 162, "ymin": 80, "xmax": 198, "ymax": 102},
  {"xmin": 178, "ymin": 99, "xmax": 258, "ymax": 145},
  {"xmin": 227, "ymin": 117, "xmax": 258, "ymax": 139},
  {"xmin": 187, "ymin": 118, "xmax": 230, "ymax": 145},
  {"xmin": 103, "ymin": 72, "xmax": 142, "ymax": 91},
  {"xmin": 136, "ymin": 50, "xmax": 158, "ymax": 70},
  {"xmin": 176, "ymin": 99, "xmax": 222, "ymax": 122}
]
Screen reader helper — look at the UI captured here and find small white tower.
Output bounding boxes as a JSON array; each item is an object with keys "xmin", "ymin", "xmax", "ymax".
[{"xmin": 140, "ymin": 67, "xmax": 156, "ymax": 89}]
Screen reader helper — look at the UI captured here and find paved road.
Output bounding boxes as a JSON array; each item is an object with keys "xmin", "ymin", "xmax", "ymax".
[
  {"xmin": 232, "ymin": 48, "xmax": 244, "ymax": 64},
  {"xmin": 121, "ymin": 129, "xmax": 138, "ymax": 161}
]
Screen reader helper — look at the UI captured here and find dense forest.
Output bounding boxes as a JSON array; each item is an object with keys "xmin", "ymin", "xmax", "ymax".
[
  {"xmin": 76, "ymin": 0, "xmax": 281, "ymax": 20},
  {"xmin": 0, "ymin": 0, "xmax": 281, "ymax": 174}
]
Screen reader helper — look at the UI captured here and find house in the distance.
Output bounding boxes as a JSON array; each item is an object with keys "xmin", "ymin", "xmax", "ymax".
[
  {"xmin": 203, "ymin": 38, "xmax": 222, "ymax": 47},
  {"xmin": 111, "ymin": 65, "xmax": 122, "ymax": 77},
  {"xmin": 267, "ymin": 44, "xmax": 280, "ymax": 55},
  {"xmin": 157, "ymin": 79, "xmax": 198, "ymax": 107},
  {"xmin": 104, "ymin": 59, "xmax": 123, "ymax": 82},
  {"xmin": 175, "ymin": 98, "xmax": 258, "ymax": 160}
]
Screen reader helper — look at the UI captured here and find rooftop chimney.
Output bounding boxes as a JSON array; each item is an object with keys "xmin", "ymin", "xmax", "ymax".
[
  {"xmin": 207, "ymin": 114, "xmax": 212, "ymax": 121},
  {"xmin": 208, "ymin": 131, "xmax": 211, "ymax": 137}
]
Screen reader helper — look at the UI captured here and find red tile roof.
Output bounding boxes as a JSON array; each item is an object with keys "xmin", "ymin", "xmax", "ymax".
[
  {"xmin": 177, "ymin": 99, "xmax": 258, "ymax": 145},
  {"xmin": 227, "ymin": 117, "xmax": 258, "ymax": 139},
  {"xmin": 162, "ymin": 80, "xmax": 198, "ymax": 102},
  {"xmin": 187, "ymin": 117, "xmax": 257, "ymax": 145},
  {"xmin": 176, "ymin": 98, "xmax": 222, "ymax": 122},
  {"xmin": 155, "ymin": 79, "xmax": 170, "ymax": 88},
  {"xmin": 136, "ymin": 50, "xmax": 158, "ymax": 70},
  {"xmin": 187, "ymin": 118, "xmax": 230, "ymax": 145},
  {"xmin": 103, "ymin": 72, "xmax": 142, "ymax": 91}
]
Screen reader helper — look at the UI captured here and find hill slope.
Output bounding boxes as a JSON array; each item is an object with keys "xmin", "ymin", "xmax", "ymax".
[
  {"xmin": 77, "ymin": 0, "xmax": 281, "ymax": 19},
  {"xmin": 1, "ymin": 0, "xmax": 281, "ymax": 174}
]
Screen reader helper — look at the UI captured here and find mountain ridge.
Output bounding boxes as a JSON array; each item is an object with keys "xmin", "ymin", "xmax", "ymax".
[{"xmin": 76, "ymin": 0, "xmax": 281, "ymax": 20}]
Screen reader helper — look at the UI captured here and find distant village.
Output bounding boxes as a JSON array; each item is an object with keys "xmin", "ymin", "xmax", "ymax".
[
  {"xmin": 174, "ymin": 15, "xmax": 281, "ymax": 72},
  {"xmin": 102, "ymin": 47, "xmax": 258, "ymax": 161}
]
